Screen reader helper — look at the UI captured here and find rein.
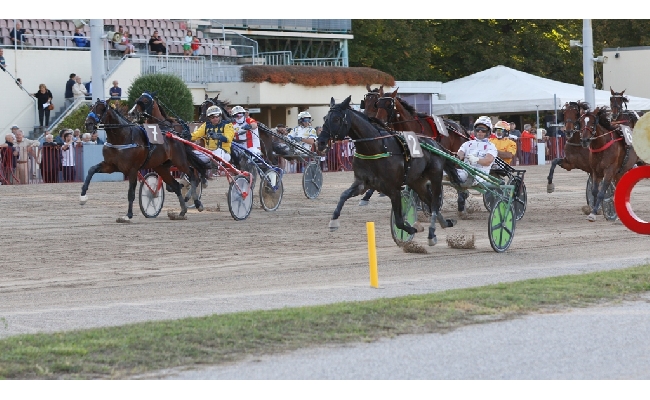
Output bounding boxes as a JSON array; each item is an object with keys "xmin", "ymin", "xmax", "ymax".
[{"xmin": 588, "ymin": 129, "xmax": 622, "ymax": 153}]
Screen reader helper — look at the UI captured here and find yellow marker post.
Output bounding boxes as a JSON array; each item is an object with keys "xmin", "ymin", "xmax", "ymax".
[{"xmin": 366, "ymin": 222, "xmax": 379, "ymax": 288}]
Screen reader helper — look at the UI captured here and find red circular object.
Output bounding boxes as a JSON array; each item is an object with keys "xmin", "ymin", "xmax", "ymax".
[{"xmin": 614, "ymin": 165, "xmax": 650, "ymax": 235}]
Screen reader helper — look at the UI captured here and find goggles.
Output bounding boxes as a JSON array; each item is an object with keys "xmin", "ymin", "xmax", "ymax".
[
  {"xmin": 474, "ymin": 127, "xmax": 489, "ymax": 133},
  {"xmin": 208, "ymin": 115, "xmax": 220, "ymax": 119}
]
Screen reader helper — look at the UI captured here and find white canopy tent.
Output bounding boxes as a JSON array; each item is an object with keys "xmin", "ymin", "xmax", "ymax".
[{"xmin": 431, "ymin": 65, "xmax": 650, "ymax": 115}]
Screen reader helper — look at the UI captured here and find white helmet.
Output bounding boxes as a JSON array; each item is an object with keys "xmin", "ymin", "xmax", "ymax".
[
  {"xmin": 298, "ymin": 111, "xmax": 312, "ymax": 120},
  {"xmin": 494, "ymin": 120, "xmax": 510, "ymax": 131},
  {"xmin": 231, "ymin": 105, "xmax": 246, "ymax": 115},
  {"xmin": 474, "ymin": 116, "xmax": 492, "ymax": 130},
  {"xmin": 206, "ymin": 106, "xmax": 222, "ymax": 117}
]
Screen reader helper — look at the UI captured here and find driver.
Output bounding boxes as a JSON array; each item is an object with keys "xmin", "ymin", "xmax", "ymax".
[
  {"xmin": 191, "ymin": 105, "xmax": 235, "ymax": 163},
  {"xmin": 230, "ymin": 105, "xmax": 261, "ymax": 155},
  {"xmin": 455, "ymin": 116, "xmax": 498, "ymax": 217},
  {"xmin": 289, "ymin": 111, "xmax": 317, "ymax": 151},
  {"xmin": 489, "ymin": 120, "xmax": 517, "ymax": 165}
]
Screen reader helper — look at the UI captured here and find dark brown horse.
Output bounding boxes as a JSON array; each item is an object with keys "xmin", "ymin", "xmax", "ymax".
[
  {"xmin": 318, "ymin": 96, "xmax": 461, "ymax": 246},
  {"xmin": 547, "ymin": 101, "xmax": 592, "ymax": 193},
  {"xmin": 610, "ymin": 88, "xmax": 641, "ymax": 128},
  {"xmin": 81, "ymin": 99, "xmax": 207, "ymax": 221},
  {"xmin": 579, "ymin": 107, "xmax": 640, "ymax": 221}
]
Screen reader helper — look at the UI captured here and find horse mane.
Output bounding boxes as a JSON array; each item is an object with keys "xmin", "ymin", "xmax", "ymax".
[
  {"xmin": 396, "ymin": 98, "xmax": 429, "ymax": 118},
  {"xmin": 595, "ymin": 107, "xmax": 615, "ymax": 130}
]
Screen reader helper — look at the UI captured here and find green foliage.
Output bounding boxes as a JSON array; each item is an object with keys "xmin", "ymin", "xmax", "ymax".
[
  {"xmin": 127, "ymin": 73, "xmax": 194, "ymax": 122},
  {"xmin": 54, "ymin": 104, "xmax": 90, "ymax": 135}
]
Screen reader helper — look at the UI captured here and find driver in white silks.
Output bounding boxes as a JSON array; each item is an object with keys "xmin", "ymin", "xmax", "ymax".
[
  {"xmin": 289, "ymin": 111, "xmax": 317, "ymax": 152},
  {"xmin": 191, "ymin": 105, "xmax": 235, "ymax": 163},
  {"xmin": 455, "ymin": 116, "xmax": 498, "ymax": 217},
  {"xmin": 230, "ymin": 105, "xmax": 261, "ymax": 155}
]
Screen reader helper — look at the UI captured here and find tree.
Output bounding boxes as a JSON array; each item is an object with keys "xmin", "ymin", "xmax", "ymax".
[{"xmin": 127, "ymin": 73, "xmax": 194, "ymax": 122}]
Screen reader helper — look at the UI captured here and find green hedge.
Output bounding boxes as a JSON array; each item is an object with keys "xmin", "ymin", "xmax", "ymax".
[{"xmin": 127, "ymin": 73, "xmax": 193, "ymax": 122}]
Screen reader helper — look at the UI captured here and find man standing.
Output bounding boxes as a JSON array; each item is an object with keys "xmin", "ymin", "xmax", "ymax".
[
  {"xmin": 109, "ymin": 80, "xmax": 122, "ymax": 100},
  {"xmin": 84, "ymin": 77, "xmax": 92, "ymax": 101},
  {"xmin": 14, "ymin": 130, "xmax": 39, "ymax": 184},
  {"xmin": 0, "ymin": 48, "xmax": 6, "ymax": 71},
  {"xmin": 508, "ymin": 122, "xmax": 521, "ymax": 138},
  {"xmin": 65, "ymin": 73, "xmax": 76, "ymax": 108}
]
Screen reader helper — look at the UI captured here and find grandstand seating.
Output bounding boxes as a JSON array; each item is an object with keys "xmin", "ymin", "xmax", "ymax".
[{"xmin": 0, "ymin": 19, "xmax": 231, "ymax": 59}]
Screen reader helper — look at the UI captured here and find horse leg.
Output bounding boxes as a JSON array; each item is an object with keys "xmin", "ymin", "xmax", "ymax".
[
  {"xmin": 116, "ymin": 170, "xmax": 138, "ymax": 223},
  {"xmin": 587, "ymin": 174, "xmax": 605, "ymax": 222},
  {"xmin": 388, "ymin": 190, "xmax": 419, "ymax": 236},
  {"xmin": 155, "ymin": 167, "xmax": 188, "ymax": 219},
  {"xmin": 80, "ymin": 161, "xmax": 117, "ymax": 205},
  {"xmin": 329, "ymin": 180, "xmax": 365, "ymax": 231},
  {"xmin": 547, "ymin": 158, "xmax": 564, "ymax": 193}
]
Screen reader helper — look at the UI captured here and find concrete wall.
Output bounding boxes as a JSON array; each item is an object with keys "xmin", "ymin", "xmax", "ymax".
[{"xmin": 602, "ymin": 47, "xmax": 650, "ymax": 99}]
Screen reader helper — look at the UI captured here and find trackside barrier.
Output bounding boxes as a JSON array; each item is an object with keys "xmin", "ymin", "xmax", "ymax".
[{"xmin": 0, "ymin": 145, "xmax": 84, "ymax": 185}]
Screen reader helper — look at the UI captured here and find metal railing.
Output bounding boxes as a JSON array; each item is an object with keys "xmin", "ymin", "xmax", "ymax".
[
  {"xmin": 209, "ymin": 19, "xmax": 352, "ymax": 33},
  {"xmin": 293, "ymin": 58, "xmax": 344, "ymax": 67},
  {"xmin": 260, "ymin": 51, "xmax": 293, "ymax": 66}
]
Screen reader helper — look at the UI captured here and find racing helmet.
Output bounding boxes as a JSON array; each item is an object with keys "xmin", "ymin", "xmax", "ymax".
[
  {"xmin": 473, "ymin": 116, "xmax": 493, "ymax": 131},
  {"xmin": 494, "ymin": 120, "xmax": 510, "ymax": 137},
  {"xmin": 231, "ymin": 105, "xmax": 246, "ymax": 115},
  {"xmin": 206, "ymin": 106, "xmax": 222, "ymax": 117},
  {"xmin": 298, "ymin": 111, "xmax": 312, "ymax": 120}
]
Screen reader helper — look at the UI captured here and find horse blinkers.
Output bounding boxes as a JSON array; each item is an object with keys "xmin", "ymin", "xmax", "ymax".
[
  {"xmin": 86, "ymin": 100, "xmax": 107, "ymax": 132},
  {"xmin": 579, "ymin": 113, "xmax": 597, "ymax": 148}
]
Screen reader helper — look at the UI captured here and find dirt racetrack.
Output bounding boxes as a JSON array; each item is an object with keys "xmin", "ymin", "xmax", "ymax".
[{"xmin": 1, "ymin": 164, "xmax": 649, "ymax": 338}]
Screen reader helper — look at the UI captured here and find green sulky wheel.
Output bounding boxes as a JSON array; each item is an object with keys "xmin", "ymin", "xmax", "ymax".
[
  {"xmin": 488, "ymin": 199, "xmax": 516, "ymax": 253},
  {"xmin": 390, "ymin": 187, "xmax": 418, "ymax": 246}
]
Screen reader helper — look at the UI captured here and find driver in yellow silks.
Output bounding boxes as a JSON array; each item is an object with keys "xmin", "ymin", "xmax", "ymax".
[{"xmin": 489, "ymin": 120, "xmax": 517, "ymax": 165}]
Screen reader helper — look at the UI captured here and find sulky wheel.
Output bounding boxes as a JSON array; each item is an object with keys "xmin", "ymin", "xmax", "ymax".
[
  {"xmin": 302, "ymin": 161, "xmax": 323, "ymax": 199},
  {"xmin": 488, "ymin": 199, "xmax": 516, "ymax": 253},
  {"xmin": 602, "ymin": 181, "xmax": 617, "ymax": 221},
  {"xmin": 139, "ymin": 172, "xmax": 164, "ymax": 218},
  {"xmin": 482, "ymin": 187, "xmax": 501, "ymax": 211},
  {"xmin": 228, "ymin": 174, "xmax": 253, "ymax": 221},
  {"xmin": 178, "ymin": 173, "xmax": 202, "ymax": 209},
  {"xmin": 259, "ymin": 170, "xmax": 283, "ymax": 212},
  {"xmin": 508, "ymin": 176, "xmax": 527, "ymax": 221},
  {"xmin": 390, "ymin": 187, "xmax": 418, "ymax": 246},
  {"xmin": 241, "ymin": 157, "xmax": 258, "ymax": 190}
]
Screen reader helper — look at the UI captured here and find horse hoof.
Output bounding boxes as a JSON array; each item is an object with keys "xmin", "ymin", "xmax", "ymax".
[
  {"xmin": 446, "ymin": 219, "xmax": 457, "ymax": 228},
  {"xmin": 79, "ymin": 195, "xmax": 88, "ymax": 205},
  {"xmin": 358, "ymin": 200, "xmax": 370, "ymax": 206},
  {"xmin": 328, "ymin": 219, "xmax": 340, "ymax": 232},
  {"xmin": 116, "ymin": 216, "xmax": 131, "ymax": 223},
  {"xmin": 547, "ymin": 183, "xmax": 555, "ymax": 193},
  {"xmin": 428, "ymin": 237, "xmax": 437, "ymax": 246},
  {"xmin": 197, "ymin": 205, "xmax": 204, "ymax": 212},
  {"xmin": 586, "ymin": 213, "xmax": 596, "ymax": 222},
  {"xmin": 413, "ymin": 222, "xmax": 424, "ymax": 233}
]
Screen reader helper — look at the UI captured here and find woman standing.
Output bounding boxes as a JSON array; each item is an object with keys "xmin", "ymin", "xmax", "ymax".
[{"xmin": 33, "ymin": 84, "xmax": 53, "ymax": 128}]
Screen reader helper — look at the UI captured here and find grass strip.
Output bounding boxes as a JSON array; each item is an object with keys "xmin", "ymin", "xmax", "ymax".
[{"xmin": 2, "ymin": 264, "xmax": 650, "ymax": 379}]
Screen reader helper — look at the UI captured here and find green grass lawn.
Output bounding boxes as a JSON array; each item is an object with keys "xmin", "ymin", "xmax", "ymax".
[{"xmin": 2, "ymin": 264, "xmax": 650, "ymax": 379}]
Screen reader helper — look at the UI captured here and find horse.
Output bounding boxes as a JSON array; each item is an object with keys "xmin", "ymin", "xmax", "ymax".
[
  {"xmin": 579, "ymin": 106, "xmax": 640, "ymax": 222},
  {"xmin": 81, "ymin": 99, "xmax": 207, "ymax": 222},
  {"xmin": 198, "ymin": 96, "xmax": 302, "ymax": 167},
  {"xmin": 360, "ymin": 84, "xmax": 384, "ymax": 117},
  {"xmin": 371, "ymin": 88, "xmax": 471, "ymax": 155},
  {"xmin": 546, "ymin": 101, "xmax": 592, "ymax": 195},
  {"xmin": 610, "ymin": 88, "xmax": 641, "ymax": 128},
  {"xmin": 318, "ymin": 95, "xmax": 461, "ymax": 246}
]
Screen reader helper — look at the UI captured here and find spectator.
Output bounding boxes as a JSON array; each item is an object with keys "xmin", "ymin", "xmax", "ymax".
[
  {"xmin": 183, "ymin": 30, "xmax": 193, "ymax": 58},
  {"xmin": 148, "ymin": 31, "xmax": 167, "ymax": 55},
  {"xmin": 509, "ymin": 122, "xmax": 521, "ymax": 138},
  {"xmin": 84, "ymin": 78, "xmax": 92, "ymax": 101},
  {"xmin": 40, "ymin": 134, "xmax": 60, "ymax": 183},
  {"xmin": 14, "ymin": 130, "xmax": 39, "ymax": 184},
  {"xmin": 2, "ymin": 134, "xmax": 19, "ymax": 174},
  {"xmin": 61, "ymin": 131, "xmax": 79, "ymax": 182},
  {"xmin": 109, "ymin": 80, "xmax": 122, "ymax": 100},
  {"xmin": 10, "ymin": 125, "xmax": 19, "ymax": 141},
  {"xmin": 520, "ymin": 124, "xmax": 536, "ymax": 165},
  {"xmin": 33, "ymin": 83, "xmax": 54, "ymax": 128},
  {"xmin": 65, "ymin": 73, "xmax": 76, "ymax": 108},
  {"xmin": 10, "ymin": 22, "xmax": 31, "ymax": 46},
  {"xmin": 112, "ymin": 26, "xmax": 126, "ymax": 52},
  {"xmin": 72, "ymin": 129, "xmax": 81, "ymax": 142},
  {"xmin": 72, "ymin": 76, "xmax": 88, "ymax": 101},
  {"xmin": 121, "ymin": 30, "xmax": 136, "ymax": 55},
  {"xmin": 73, "ymin": 27, "xmax": 90, "ymax": 47},
  {"xmin": 91, "ymin": 131, "xmax": 104, "ymax": 145},
  {"xmin": 16, "ymin": 78, "xmax": 23, "ymax": 87},
  {"xmin": 191, "ymin": 35, "xmax": 201, "ymax": 57},
  {"xmin": 81, "ymin": 133, "xmax": 94, "ymax": 144},
  {"xmin": 0, "ymin": 48, "xmax": 6, "ymax": 70}
]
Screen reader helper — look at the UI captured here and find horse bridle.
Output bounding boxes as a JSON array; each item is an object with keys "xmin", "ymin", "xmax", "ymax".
[
  {"xmin": 134, "ymin": 92, "xmax": 155, "ymax": 120},
  {"xmin": 86, "ymin": 100, "xmax": 109, "ymax": 132},
  {"xmin": 610, "ymin": 94, "xmax": 628, "ymax": 120},
  {"xmin": 323, "ymin": 106, "xmax": 350, "ymax": 143},
  {"xmin": 563, "ymin": 103, "xmax": 582, "ymax": 140}
]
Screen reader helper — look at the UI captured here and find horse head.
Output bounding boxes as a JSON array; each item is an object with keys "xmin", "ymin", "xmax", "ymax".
[
  {"xmin": 319, "ymin": 96, "xmax": 352, "ymax": 152},
  {"xmin": 563, "ymin": 101, "xmax": 589, "ymax": 140},
  {"xmin": 609, "ymin": 87, "xmax": 629, "ymax": 120},
  {"xmin": 129, "ymin": 91, "xmax": 156, "ymax": 121},
  {"xmin": 361, "ymin": 85, "xmax": 384, "ymax": 117},
  {"xmin": 85, "ymin": 99, "xmax": 109, "ymax": 133},
  {"xmin": 373, "ymin": 88, "xmax": 400, "ymax": 124},
  {"xmin": 579, "ymin": 108, "xmax": 607, "ymax": 148},
  {"xmin": 199, "ymin": 97, "xmax": 232, "ymax": 123}
]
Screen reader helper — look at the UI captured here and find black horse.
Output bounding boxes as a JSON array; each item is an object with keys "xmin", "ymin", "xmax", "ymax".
[
  {"xmin": 80, "ymin": 99, "xmax": 207, "ymax": 222},
  {"xmin": 318, "ymin": 96, "xmax": 461, "ymax": 246}
]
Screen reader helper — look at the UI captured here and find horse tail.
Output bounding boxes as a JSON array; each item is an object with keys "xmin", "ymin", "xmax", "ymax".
[{"xmin": 183, "ymin": 143, "xmax": 209, "ymax": 180}]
